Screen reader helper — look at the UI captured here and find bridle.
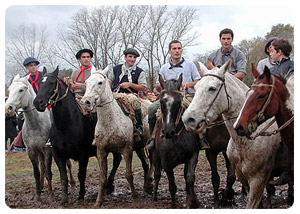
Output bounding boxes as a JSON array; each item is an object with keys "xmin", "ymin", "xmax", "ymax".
[
  {"xmin": 248, "ymin": 75, "xmax": 294, "ymax": 139},
  {"xmin": 201, "ymin": 73, "xmax": 232, "ymax": 122},
  {"xmin": 44, "ymin": 74, "xmax": 69, "ymax": 107},
  {"xmin": 93, "ymin": 72, "xmax": 114, "ymax": 107}
]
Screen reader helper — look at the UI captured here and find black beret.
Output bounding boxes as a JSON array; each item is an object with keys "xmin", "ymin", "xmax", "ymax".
[
  {"xmin": 23, "ymin": 57, "xmax": 40, "ymax": 66},
  {"xmin": 75, "ymin": 48, "xmax": 94, "ymax": 59},
  {"xmin": 264, "ymin": 37, "xmax": 278, "ymax": 55},
  {"xmin": 123, "ymin": 48, "xmax": 140, "ymax": 57}
]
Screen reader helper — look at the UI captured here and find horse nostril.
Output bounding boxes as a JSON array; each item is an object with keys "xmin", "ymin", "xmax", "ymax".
[
  {"xmin": 85, "ymin": 100, "xmax": 91, "ymax": 105},
  {"xmin": 235, "ymin": 125, "xmax": 245, "ymax": 136},
  {"xmin": 187, "ymin": 117, "xmax": 195, "ymax": 124},
  {"xmin": 8, "ymin": 106, "xmax": 13, "ymax": 111}
]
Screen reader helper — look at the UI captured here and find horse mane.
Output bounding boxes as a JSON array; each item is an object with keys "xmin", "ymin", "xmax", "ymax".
[{"xmin": 285, "ymin": 75, "xmax": 294, "ymax": 114}]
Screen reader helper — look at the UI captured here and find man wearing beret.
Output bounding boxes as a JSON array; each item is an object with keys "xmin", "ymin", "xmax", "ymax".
[
  {"xmin": 107, "ymin": 48, "xmax": 147, "ymax": 140},
  {"xmin": 23, "ymin": 57, "xmax": 43, "ymax": 94},
  {"xmin": 70, "ymin": 48, "xmax": 95, "ymax": 97}
]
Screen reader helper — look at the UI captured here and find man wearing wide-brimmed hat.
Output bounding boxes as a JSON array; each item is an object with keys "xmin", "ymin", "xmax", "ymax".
[{"xmin": 70, "ymin": 48, "xmax": 95, "ymax": 97}]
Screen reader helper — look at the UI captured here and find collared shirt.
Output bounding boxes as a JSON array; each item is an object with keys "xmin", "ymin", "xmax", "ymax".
[
  {"xmin": 208, "ymin": 48, "xmax": 247, "ymax": 75},
  {"xmin": 71, "ymin": 65, "xmax": 95, "ymax": 96},
  {"xmin": 257, "ymin": 57, "xmax": 276, "ymax": 74},
  {"xmin": 158, "ymin": 58, "xmax": 200, "ymax": 93}
]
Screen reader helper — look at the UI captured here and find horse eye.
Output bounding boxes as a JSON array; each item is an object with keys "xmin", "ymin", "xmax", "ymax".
[
  {"xmin": 258, "ymin": 94, "xmax": 266, "ymax": 99},
  {"xmin": 98, "ymin": 82, "xmax": 103, "ymax": 85},
  {"xmin": 19, "ymin": 89, "xmax": 24, "ymax": 93},
  {"xmin": 209, "ymin": 86, "xmax": 216, "ymax": 91}
]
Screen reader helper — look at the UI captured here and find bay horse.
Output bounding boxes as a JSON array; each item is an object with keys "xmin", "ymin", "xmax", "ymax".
[
  {"xmin": 182, "ymin": 61, "xmax": 282, "ymax": 208},
  {"xmin": 80, "ymin": 68, "xmax": 152, "ymax": 208},
  {"xmin": 33, "ymin": 67, "xmax": 121, "ymax": 204},
  {"xmin": 5, "ymin": 74, "xmax": 53, "ymax": 201},
  {"xmin": 233, "ymin": 65, "xmax": 294, "ymax": 204}
]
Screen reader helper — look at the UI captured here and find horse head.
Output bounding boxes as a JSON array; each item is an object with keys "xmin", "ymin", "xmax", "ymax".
[
  {"xmin": 159, "ymin": 73, "xmax": 183, "ymax": 139},
  {"xmin": 5, "ymin": 74, "xmax": 35, "ymax": 117},
  {"xmin": 234, "ymin": 65, "xmax": 288, "ymax": 137},
  {"xmin": 33, "ymin": 66, "xmax": 61, "ymax": 112},
  {"xmin": 81, "ymin": 66, "xmax": 110, "ymax": 112},
  {"xmin": 182, "ymin": 60, "xmax": 232, "ymax": 134}
]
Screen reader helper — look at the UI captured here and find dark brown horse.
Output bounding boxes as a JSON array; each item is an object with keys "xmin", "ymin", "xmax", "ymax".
[
  {"xmin": 152, "ymin": 74, "xmax": 234, "ymax": 208},
  {"xmin": 234, "ymin": 65, "xmax": 294, "ymax": 204}
]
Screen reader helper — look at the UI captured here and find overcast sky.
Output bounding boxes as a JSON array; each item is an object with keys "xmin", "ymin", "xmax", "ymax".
[{"xmin": 4, "ymin": 3, "xmax": 295, "ymax": 61}]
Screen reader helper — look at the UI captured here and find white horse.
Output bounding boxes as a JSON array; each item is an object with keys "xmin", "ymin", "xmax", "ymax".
[
  {"xmin": 5, "ymin": 74, "xmax": 53, "ymax": 201},
  {"xmin": 81, "ymin": 67, "xmax": 151, "ymax": 207},
  {"xmin": 182, "ymin": 61, "xmax": 282, "ymax": 208}
]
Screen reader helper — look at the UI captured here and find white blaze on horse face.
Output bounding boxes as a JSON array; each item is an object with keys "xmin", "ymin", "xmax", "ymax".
[
  {"xmin": 163, "ymin": 93, "xmax": 174, "ymax": 126},
  {"xmin": 42, "ymin": 76, "xmax": 48, "ymax": 83},
  {"xmin": 233, "ymin": 89, "xmax": 254, "ymax": 128}
]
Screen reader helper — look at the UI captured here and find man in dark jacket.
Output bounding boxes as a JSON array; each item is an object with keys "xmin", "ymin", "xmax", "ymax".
[{"xmin": 107, "ymin": 48, "xmax": 147, "ymax": 140}]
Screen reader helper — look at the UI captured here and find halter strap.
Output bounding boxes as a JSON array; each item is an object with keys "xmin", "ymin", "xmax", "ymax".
[
  {"xmin": 250, "ymin": 75, "xmax": 275, "ymax": 123},
  {"xmin": 201, "ymin": 74, "xmax": 231, "ymax": 120},
  {"xmin": 44, "ymin": 74, "xmax": 69, "ymax": 107}
]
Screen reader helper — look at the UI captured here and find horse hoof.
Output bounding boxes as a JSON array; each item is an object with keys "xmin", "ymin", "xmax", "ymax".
[
  {"xmin": 105, "ymin": 184, "xmax": 115, "ymax": 195},
  {"xmin": 92, "ymin": 201, "xmax": 103, "ymax": 208},
  {"xmin": 144, "ymin": 183, "xmax": 153, "ymax": 195}
]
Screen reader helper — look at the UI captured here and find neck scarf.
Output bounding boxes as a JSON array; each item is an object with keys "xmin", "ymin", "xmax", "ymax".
[
  {"xmin": 119, "ymin": 64, "xmax": 136, "ymax": 83},
  {"xmin": 169, "ymin": 57, "xmax": 185, "ymax": 69},
  {"xmin": 221, "ymin": 48, "xmax": 233, "ymax": 65},
  {"xmin": 75, "ymin": 65, "xmax": 92, "ymax": 83},
  {"xmin": 27, "ymin": 70, "xmax": 39, "ymax": 92}
]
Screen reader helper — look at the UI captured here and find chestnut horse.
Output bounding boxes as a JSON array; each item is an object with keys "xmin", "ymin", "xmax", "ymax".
[{"xmin": 234, "ymin": 65, "xmax": 294, "ymax": 191}]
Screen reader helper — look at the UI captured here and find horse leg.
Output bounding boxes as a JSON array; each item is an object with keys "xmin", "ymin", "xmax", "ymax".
[
  {"xmin": 246, "ymin": 178, "xmax": 265, "ymax": 208},
  {"xmin": 184, "ymin": 153, "xmax": 199, "ymax": 208},
  {"xmin": 287, "ymin": 181, "xmax": 294, "ymax": 205},
  {"xmin": 135, "ymin": 148, "xmax": 152, "ymax": 194},
  {"xmin": 205, "ymin": 150, "xmax": 220, "ymax": 206},
  {"xmin": 165, "ymin": 168, "xmax": 177, "ymax": 208},
  {"xmin": 152, "ymin": 154, "xmax": 162, "ymax": 202},
  {"xmin": 53, "ymin": 155, "xmax": 68, "ymax": 204},
  {"xmin": 123, "ymin": 147, "xmax": 137, "ymax": 199},
  {"xmin": 93, "ymin": 149, "xmax": 108, "ymax": 208},
  {"xmin": 27, "ymin": 149, "xmax": 42, "ymax": 202},
  {"xmin": 39, "ymin": 152, "xmax": 46, "ymax": 191},
  {"xmin": 77, "ymin": 157, "xmax": 89, "ymax": 200},
  {"xmin": 221, "ymin": 151, "xmax": 236, "ymax": 206},
  {"xmin": 106, "ymin": 152, "xmax": 122, "ymax": 195},
  {"xmin": 45, "ymin": 147, "xmax": 54, "ymax": 201},
  {"xmin": 66, "ymin": 159, "xmax": 76, "ymax": 188}
]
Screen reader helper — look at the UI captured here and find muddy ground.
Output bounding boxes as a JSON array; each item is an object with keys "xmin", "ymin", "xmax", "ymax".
[{"xmin": 5, "ymin": 151, "xmax": 292, "ymax": 209}]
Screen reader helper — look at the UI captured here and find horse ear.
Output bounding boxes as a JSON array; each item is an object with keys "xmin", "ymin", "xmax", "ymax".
[
  {"xmin": 220, "ymin": 59, "xmax": 231, "ymax": 75},
  {"xmin": 263, "ymin": 65, "xmax": 271, "ymax": 81},
  {"xmin": 53, "ymin": 66, "xmax": 59, "ymax": 77},
  {"xmin": 101, "ymin": 66, "xmax": 110, "ymax": 77},
  {"xmin": 251, "ymin": 64, "xmax": 259, "ymax": 78},
  {"xmin": 42, "ymin": 67, "xmax": 47, "ymax": 75},
  {"xmin": 177, "ymin": 73, "xmax": 183, "ymax": 90},
  {"xmin": 12, "ymin": 74, "xmax": 20, "ymax": 82},
  {"xmin": 159, "ymin": 74, "xmax": 166, "ymax": 89},
  {"xmin": 198, "ymin": 61, "xmax": 209, "ymax": 74}
]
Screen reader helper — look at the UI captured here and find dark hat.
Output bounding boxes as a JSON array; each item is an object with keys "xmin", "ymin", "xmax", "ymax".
[
  {"xmin": 75, "ymin": 48, "xmax": 94, "ymax": 59},
  {"xmin": 123, "ymin": 48, "xmax": 140, "ymax": 57},
  {"xmin": 264, "ymin": 37, "xmax": 278, "ymax": 55},
  {"xmin": 23, "ymin": 57, "xmax": 40, "ymax": 66}
]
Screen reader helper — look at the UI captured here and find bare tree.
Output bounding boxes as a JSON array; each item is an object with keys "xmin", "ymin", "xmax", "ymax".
[{"xmin": 6, "ymin": 24, "xmax": 50, "ymax": 82}]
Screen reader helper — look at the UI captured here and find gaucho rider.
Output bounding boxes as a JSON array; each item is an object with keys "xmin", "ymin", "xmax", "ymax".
[{"xmin": 107, "ymin": 48, "xmax": 147, "ymax": 142}]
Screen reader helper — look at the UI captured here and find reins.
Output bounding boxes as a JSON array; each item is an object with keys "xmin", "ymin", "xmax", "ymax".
[{"xmin": 248, "ymin": 75, "xmax": 294, "ymax": 139}]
